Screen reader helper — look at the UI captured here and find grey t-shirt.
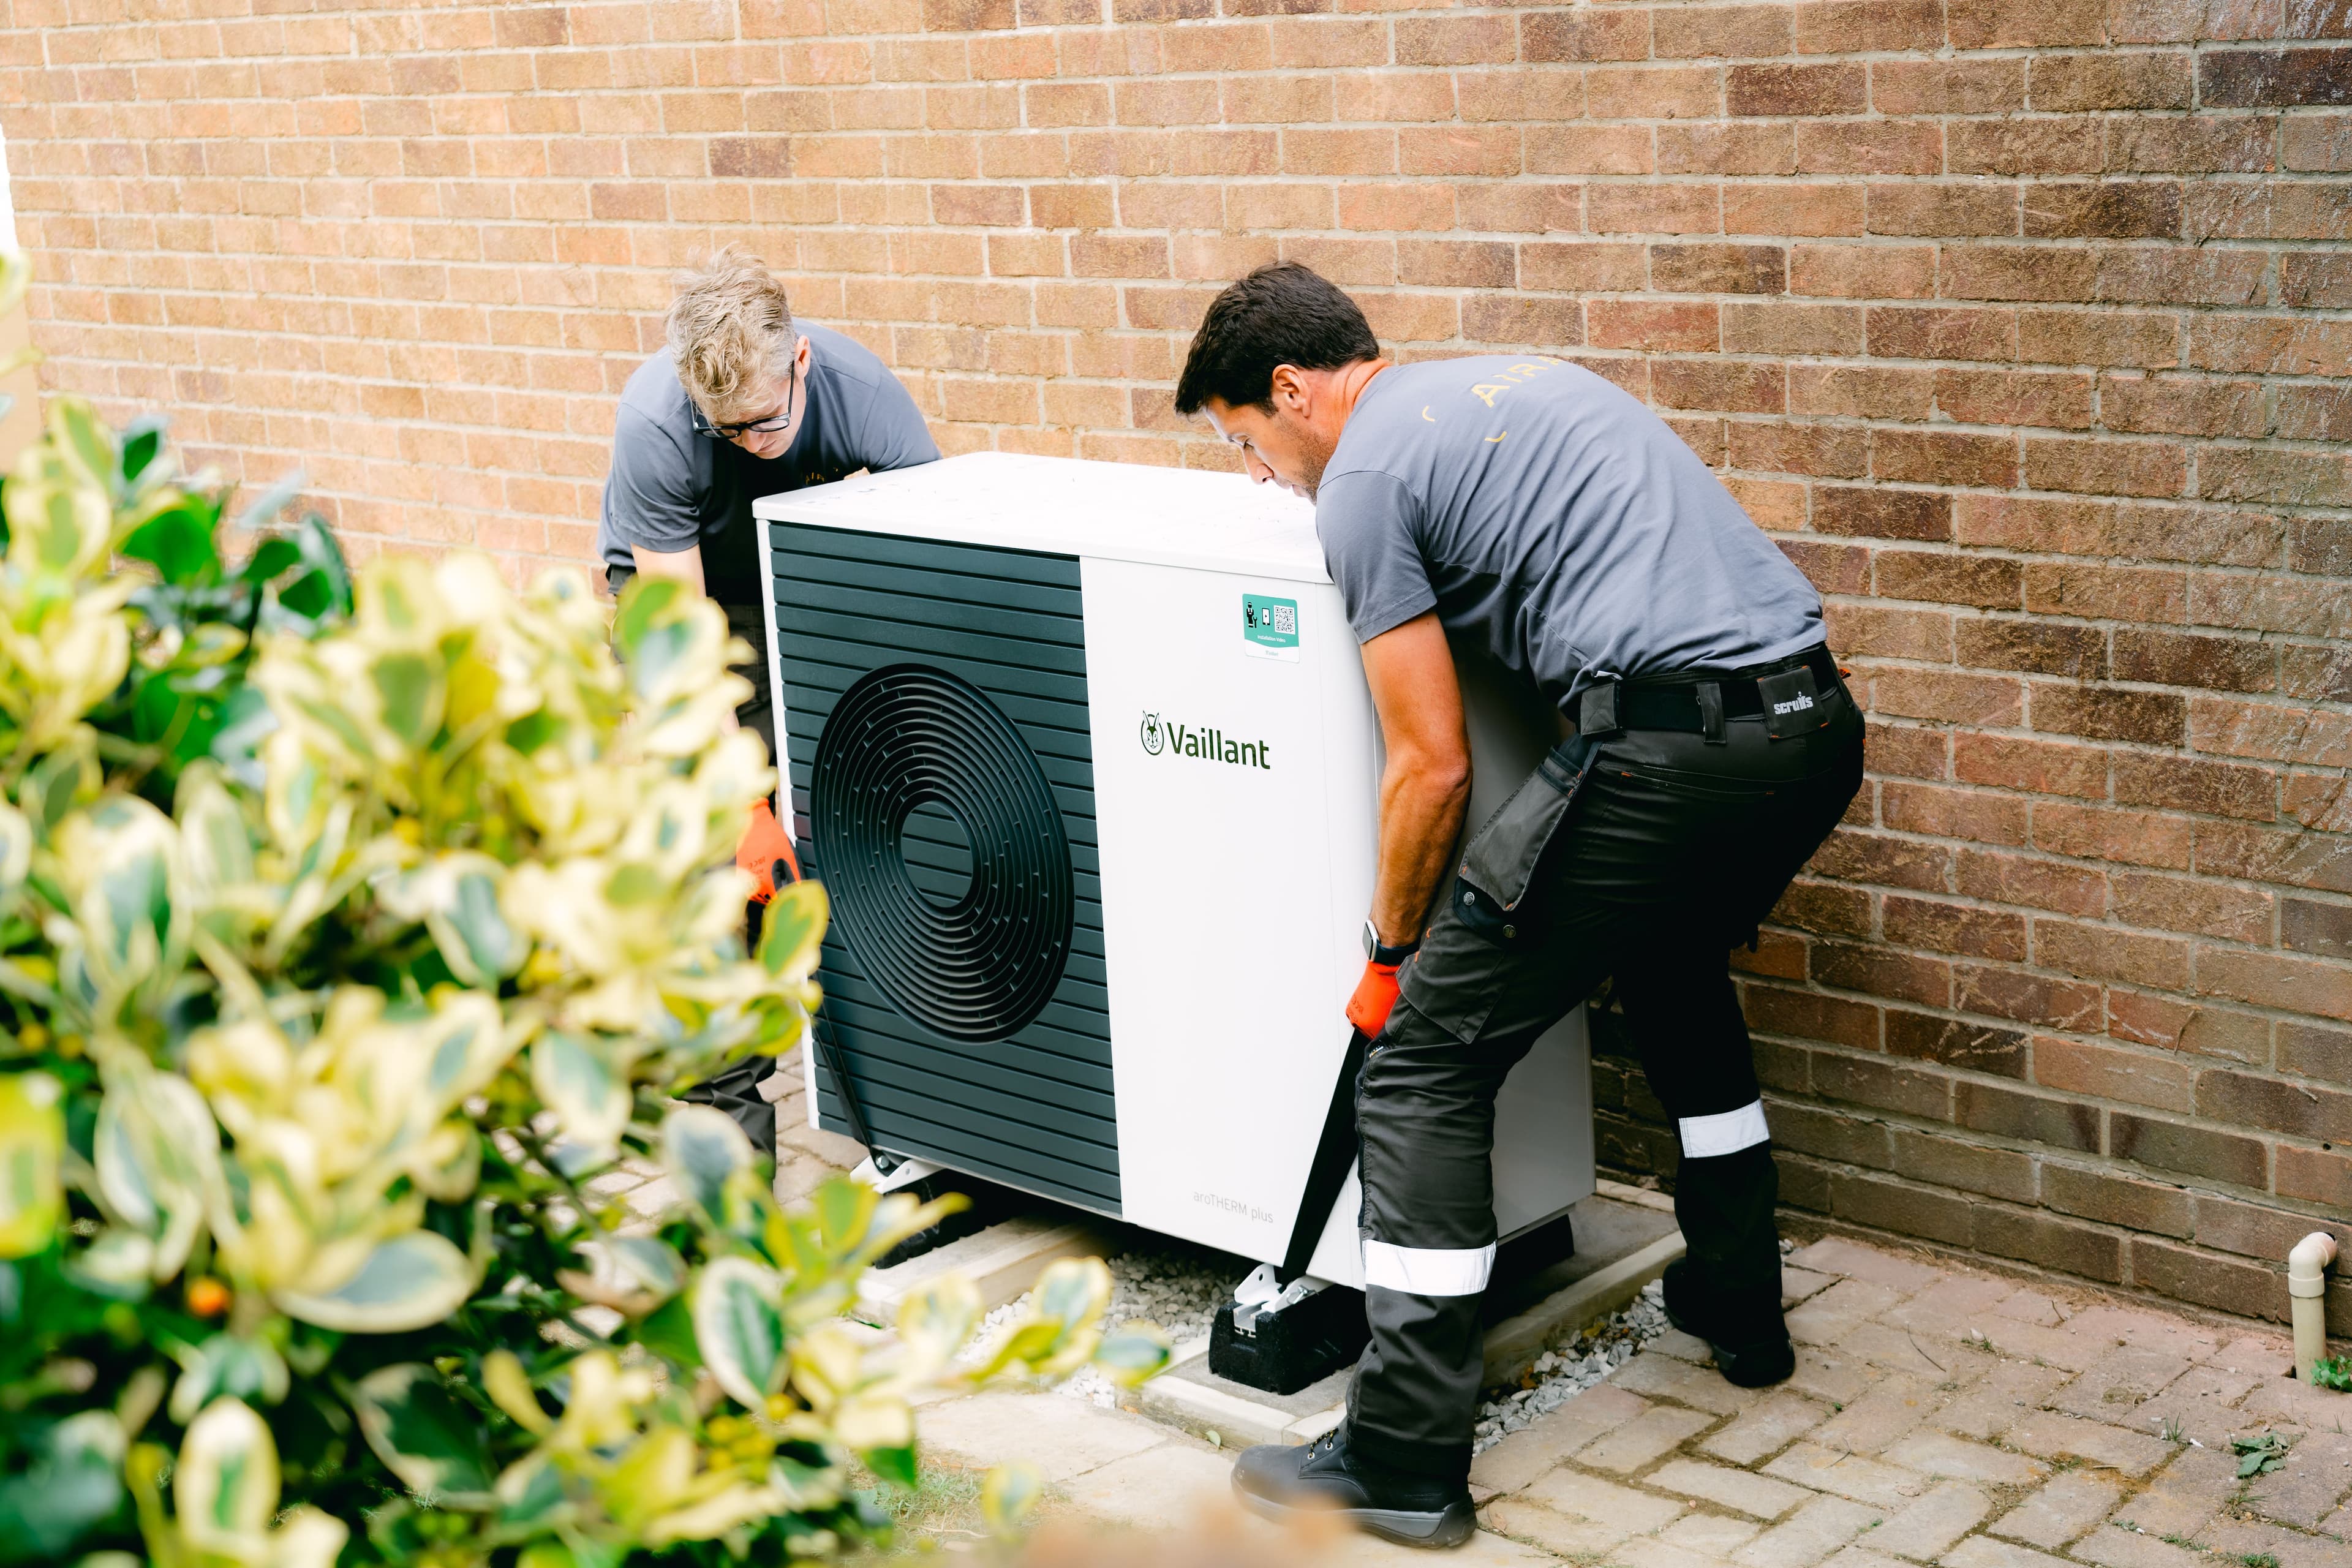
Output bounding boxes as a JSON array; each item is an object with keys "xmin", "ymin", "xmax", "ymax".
[
  {"xmin": 597, "ymin": 322, "xmax": 940, "ymax": 605},
  {"xmin": 1315, "ymin": 355, "xmax": 1823, "ymax": 709}
]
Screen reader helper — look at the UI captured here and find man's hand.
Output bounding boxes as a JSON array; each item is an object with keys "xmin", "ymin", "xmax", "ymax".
[
  {"xmin": 1348, "ymin": 959, "xmax": 1404, "ymax": 1036},
  {"xmin": 1361, "ymin": 611, "xmax": 1472, "ymax": 954},
  {"xmin": 737, "ymin": 798, "xmax": 798, "ymax": 904}
]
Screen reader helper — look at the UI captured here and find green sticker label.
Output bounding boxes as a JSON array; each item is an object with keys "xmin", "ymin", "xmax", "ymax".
[{"xmin": 1242, "ymin": 594, "xmax": 1298, "ymax": 662}]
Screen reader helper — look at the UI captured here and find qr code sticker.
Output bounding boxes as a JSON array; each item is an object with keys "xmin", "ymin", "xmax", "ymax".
[{"xmin": 1271, "ymin": 603, "xmax": 1296, "ymax": 635}]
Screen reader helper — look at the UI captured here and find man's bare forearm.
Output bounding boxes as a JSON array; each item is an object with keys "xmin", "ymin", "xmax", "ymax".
[{"xmin": 1371, "ymin": 755, "xmax": 1469, "ymax": 946}]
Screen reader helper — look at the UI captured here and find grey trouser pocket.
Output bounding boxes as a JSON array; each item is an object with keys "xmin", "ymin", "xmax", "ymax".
[{"xmin": 1449, "ymin": 736, "xmax": 1597, "ymax": 949}]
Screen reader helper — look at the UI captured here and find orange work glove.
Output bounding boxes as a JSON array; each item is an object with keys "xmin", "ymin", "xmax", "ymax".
[
  {"xmin": 1346, "ymin": 959, "xmax": 1403, "ymax": 1038},
  {"xmin": 737, "ymin": 799, "xmax": 800, "ymax": 905}
]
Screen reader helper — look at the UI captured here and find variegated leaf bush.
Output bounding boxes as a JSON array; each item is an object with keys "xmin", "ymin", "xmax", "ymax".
[{"xmin": 0, "ymin": 253, "xmax": 1170, "ymax": 1566}]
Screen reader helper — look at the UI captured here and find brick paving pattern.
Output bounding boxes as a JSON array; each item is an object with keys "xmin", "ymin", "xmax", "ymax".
[{"xmin": 1468, "ymin": 1237, "xmax": 2352, "ymax": 1568}]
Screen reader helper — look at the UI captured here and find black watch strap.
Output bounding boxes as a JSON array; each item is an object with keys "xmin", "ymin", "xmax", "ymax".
[{"xmin": 1363, "ymin": 919, "xmax": 1420, "ymax": 968}]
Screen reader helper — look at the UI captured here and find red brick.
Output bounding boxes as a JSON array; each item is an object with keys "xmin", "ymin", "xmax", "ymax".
[
  {"xmin": 1791, "ymin": 243, "xmax": 1938, "ymax": 297},
  {"xmin": 1875, "ymin": 549, "xmax": 2024, "ymax": 608},
  {"xmin": 1728, "ymin": 62, "xmax": 1866, "ymax": 117}
]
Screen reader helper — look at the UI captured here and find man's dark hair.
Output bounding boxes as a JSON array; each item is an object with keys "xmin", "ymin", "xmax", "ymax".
[{"xmin": 1173, "ymin": 262, "xmax": 1381, "ymax": 416}]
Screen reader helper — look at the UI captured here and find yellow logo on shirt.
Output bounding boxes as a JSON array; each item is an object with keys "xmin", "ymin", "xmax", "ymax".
[{"xmin": 1469, "ymin": 357, "xmax": 1569, "ymax": 409}]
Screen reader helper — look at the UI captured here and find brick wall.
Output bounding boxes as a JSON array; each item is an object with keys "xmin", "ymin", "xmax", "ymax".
[{"xmin": 6, "ymin": 0, "xmax": 2350, "ymax": 1326}]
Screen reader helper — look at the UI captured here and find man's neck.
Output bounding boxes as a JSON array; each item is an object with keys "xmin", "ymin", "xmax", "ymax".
[{"xmin": 1327, "ymin": 357, "xmax": 1394, "ymax": 432}]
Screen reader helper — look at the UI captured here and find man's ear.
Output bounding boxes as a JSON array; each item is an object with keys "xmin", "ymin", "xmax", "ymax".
[{"xmin": 1268, "ymin": 363, "xmax": 1308, "ymax": 412}]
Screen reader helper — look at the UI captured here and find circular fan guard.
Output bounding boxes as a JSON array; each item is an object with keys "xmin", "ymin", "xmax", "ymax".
[{"xmin": 810, "ymin": 664, "xmax": 1075, "ymax": 1044}]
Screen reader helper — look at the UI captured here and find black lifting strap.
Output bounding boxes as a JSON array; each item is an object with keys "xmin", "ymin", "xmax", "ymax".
[{"xmin": 1280, "ymin": 1027, "xmax": 1372, "ymax": 1281}]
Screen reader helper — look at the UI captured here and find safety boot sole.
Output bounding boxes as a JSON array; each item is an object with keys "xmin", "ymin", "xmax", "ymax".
[{"xmin": 1231, "ymin": 1476, "xmax": 1478, "ymax": 1548}]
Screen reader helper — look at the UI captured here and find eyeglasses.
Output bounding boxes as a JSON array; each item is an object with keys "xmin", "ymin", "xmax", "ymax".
[{"xmin": 693, "ymin": 361, "xmax": 799, "ymax": 440}]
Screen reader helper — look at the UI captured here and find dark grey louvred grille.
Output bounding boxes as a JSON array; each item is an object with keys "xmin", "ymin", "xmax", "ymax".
[{"xmin": 768, "ymin": 521, "xmax": 1119, "ymax": 1215}]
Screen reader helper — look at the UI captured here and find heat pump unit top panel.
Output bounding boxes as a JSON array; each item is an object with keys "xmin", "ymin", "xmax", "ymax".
[
  {"xmin": 753, "ymin": 450, "xmax": 1330, "ymax": 581},
  {"xmin": 768, "ymin": 522, "xmax": 1121, "ymax": 1213}
]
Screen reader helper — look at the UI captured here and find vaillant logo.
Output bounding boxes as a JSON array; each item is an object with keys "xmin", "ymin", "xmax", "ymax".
[{"xmin": 1139, "ymin": 711, "xmax": 1272, "ymax": 769}]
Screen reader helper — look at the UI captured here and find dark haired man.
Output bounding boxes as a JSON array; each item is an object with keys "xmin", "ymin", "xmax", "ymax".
[{"xmin": 1177, "ymin": 262, "xmax": 1862, "ymax": 1548}]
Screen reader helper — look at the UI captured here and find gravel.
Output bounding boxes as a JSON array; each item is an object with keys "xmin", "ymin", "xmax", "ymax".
[
  {"xmin": 1469, "ymin": 1236, "xmax": 1797, "ymax": 1454},
  {"xmin": 1472, "ymin": 1279, "xmax": 1668, "ymax": 1453}
]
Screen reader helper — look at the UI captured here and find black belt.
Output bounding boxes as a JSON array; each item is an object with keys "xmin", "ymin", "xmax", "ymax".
[{"xmin": 1569, "ymin": 644, "xmax": 1842, "ymax": 742}]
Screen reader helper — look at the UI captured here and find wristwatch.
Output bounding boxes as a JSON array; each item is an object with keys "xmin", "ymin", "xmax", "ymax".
[{"xmin": 1363, "ymin": 919, "xmax": 1421, "ymax": 968}]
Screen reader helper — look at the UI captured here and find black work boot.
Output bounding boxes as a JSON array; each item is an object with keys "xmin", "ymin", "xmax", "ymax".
[
  {"xmin": 1664, "ymin": 1142, "xmax": 1794, "ymax": 1388},
  {"xmin": 1230, "ymin": 1428, "xmax": 1476, "ymax": 1549}
]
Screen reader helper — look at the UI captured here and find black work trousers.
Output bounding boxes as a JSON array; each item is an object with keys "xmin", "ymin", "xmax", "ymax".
[{"xmin": 1344, "ymin": 675, "xmax": 1864, "ymax": 1480}]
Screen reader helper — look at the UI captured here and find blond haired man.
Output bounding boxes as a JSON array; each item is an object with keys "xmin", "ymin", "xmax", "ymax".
[{"xmin": 599, "ymin": 251, "xmax": 938, "ymax": 1153}]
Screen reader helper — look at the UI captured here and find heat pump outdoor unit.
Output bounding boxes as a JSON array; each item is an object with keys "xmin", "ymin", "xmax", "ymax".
[{"xmin": 755, "ymin": 452, "xmax": 1593, "ymax": 1290}]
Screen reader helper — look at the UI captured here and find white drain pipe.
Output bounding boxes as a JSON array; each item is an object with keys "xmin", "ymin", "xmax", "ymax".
[{"xmin": 2290, "ymin": 1231, "xmax": 2338, "ymax": 1381}]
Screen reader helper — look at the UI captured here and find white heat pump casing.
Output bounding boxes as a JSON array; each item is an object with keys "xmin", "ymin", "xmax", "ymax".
[{"xmin": 755, "ymin": 453, "xmax": 1594, "ymax": 1290}]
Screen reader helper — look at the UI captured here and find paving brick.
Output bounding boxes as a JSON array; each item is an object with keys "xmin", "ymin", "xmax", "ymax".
[
  {"xmin": 1651, "ymin": 1458, "xmax": 1815, "ymax": 1520},
  {"xmin": 1580, "ymin": 1404, "xmax": 1721, "ymax": 1474},
  {"xmin": 1708, "ymin": 1392, "xmax": 1838, "ymax": 1466},
  {"xmin": 1667, "ymin": 1513, "xmax": 1769, "ymax": 1556},
  {"xmin": 1880, "ymin": 1430, "xmax": 2047, "ymax": 1487},
  {"xmin": 1622, "ymin": 1539, "xmax": 1751, "ymax": 1568},
  {"xmin": 1929, "ymin": 1360, "xmax": 2072, "ymax": 1443},
  {"xmin": 1809, "ymin": 1373, "xmax": 1947, "ymax": 1455},
  {"xmin": 1788, "ymin": 1351, "xmax": 1880, "ymax": 1409},
  {"xmin": 2067, "ymin": 1525, "xmax": 2211, "ymax": 1568},
  {"xmin": 1733, "ymin": 1492, "xmax": 1888, "ymax": 1568},
  {"xmin": 1480, "ymin": 1495, "xmax": 1646, "ymax": 1558},
  {"xmin": 1941, "ymin": 1538, "xmax": 2078, "ymax": 1568},
  {"xmin": 2056, "ymin": 1306, "xmax": 2221, "ymax": 1363},
  {"xmin": 1990, "ymin": 1469, "xmax": 2126, "ymax": 1547},
  {"xmin": 1615, "ymin": 1349, "xmax": 1765, "ymax": 1417},
  {"xmin": 1864, "ymin": 1480, "xmax": 1993, "ymax": 1561},
  {"xmin": 2130, "ymin": 1364, "xmax": 2260, "ymax": 1448},
  {"xmin": 1516, "ymin": 1466, "xmax": 1690, "ymax": 1543},
  {"xmin": 1470, "ymin": 1382, "xmax": 1651, "ymax": 1494},
  {"xmin": 2005, "ymin": 1411, "xmax": 2176, "ymax": 1477},
  {"xmin": 2109, "ymin": 1444, "xmax": 2236, "ymax": 1539},
  {"xmin": 1785, "ymin": 1266, "xmax": 1841, "ymax": 1304},
  {"xmin": 1763, "ymin": 1442, "xmax": 1932, "ymax": 1508},
  {"xmin": 1787, "ymin": 1239, "xmax": 1945, "ymax": 1293},
  {"xmin": 2246, "ymin": 1428, "xmax": 2352, "ymax": 1529},
  {"xmin": 2049, "ymin": 1346, "xmax": 2196, "ymax": 1422}
]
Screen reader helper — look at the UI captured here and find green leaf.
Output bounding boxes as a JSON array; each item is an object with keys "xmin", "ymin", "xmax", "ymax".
[
  {"xmin": 119, "ymin": 498, "xmax": 220, "ymax": 586},
  {"xmin": 236, "ymin": 535, "xmax": 301, "ymax": 585},
  {"xmin": 635, "ymin": 1292, "xmax": 703, "ymax": 1376},
  {"xmin": 120, "ymin": 417, "xmax": 165, "ymax": 486},
  {"xmin": 371, "ymin": 652, "xmax": 440, "ymax": 747},
  {"xmin": 758, "ymin": 878, "xmax": 829, "ymax": 978},
  {"xmin": 350, "ymin": 1363, "xmax": 497, "ymax": 1504},
  {"xmin": 979, "ymin": 1462, "xmax": 1042, "ymax": 1540},
  {"xmin": 812, "ymin": 1174, "xmax": 878, "ymax": 1257},
  {"xmin": 0, "ymin": 1411, "xmax": 127, "ymax": 1562},
  {"xmin": 274, "ymin": 1229, "xmax": 475, "ymax": 1333},
  {"xmin": 168, "ymin": 1332, "xmax": 289, "ymax": 1425},
  {"xmin": 532, "ymin": 1032, "xmax": 630, "ymax": 1153},
  {"xmin": 276, "ymin": 513, "xmax": 350, "ymax": 621},
  {"xmin": 661, "ymin": 1105, "xmax": 752, "ymax": 1221},
  {"xmin": 611, "ymin": 573, "xmax": 682, "ymax": 660},
  {"xmin": 692, "ymin": 1256, "xmax": 786, "ymax": 1409},
  {"xmin": 175, "ymin": 1398, "xmax": 279, "ymax": 1547},
  {"xmin": 0, "ymin": 1071, "xmax": 63, "ymax": 1258},
  {"xmin": 50, "ymin": 398, "xmax": 118, "ymax": 492},
  {"xmin": 1091, "ymin": 1323, "xmax": 1173, "ymax": 1387},
  {"xmin": 865, "ymin": 1444, "xmax": 918, "ymax": 1491}
]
